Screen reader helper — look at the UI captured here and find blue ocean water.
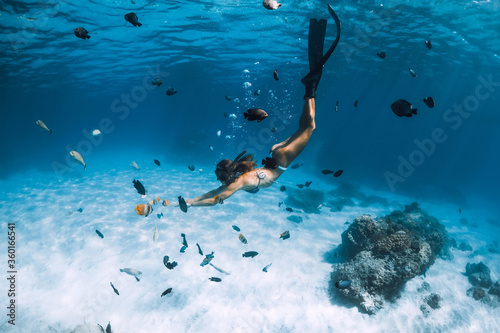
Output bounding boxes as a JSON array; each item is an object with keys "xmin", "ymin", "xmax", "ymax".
[{"xmin": 1, "ymin": 0, "xmax": 500, "ymax": 332}]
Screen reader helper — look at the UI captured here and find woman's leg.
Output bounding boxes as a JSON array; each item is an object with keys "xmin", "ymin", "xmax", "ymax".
[{"xmin": 271, "ymin": 98, "xmax": 315, "ymax": 168}]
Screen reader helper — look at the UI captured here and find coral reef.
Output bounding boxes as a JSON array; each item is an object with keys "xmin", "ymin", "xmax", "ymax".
[
  {"xmin": 330, "ymin": 202, "xmax": 450, "ymax": 314},
  {"xmin": 465, "ymin": 262, "xmax": 493, "ymax": 288}
]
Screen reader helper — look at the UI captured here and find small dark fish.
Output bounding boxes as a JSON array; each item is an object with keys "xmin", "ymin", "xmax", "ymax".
[
  {"xmin": 409, "ymin": 68, "xmax": 417, "ymax": 77},
  {"xmin": 354, "ymin": 100, "xmax": 359, "ymax": 107},
  {"xmin": 297, "ymin": 184, "xmax": 304, "ymax": 188},
  {"xmin": 278, "ymin": 201, "xmax": 284, "ymax": 207},
  {"xmin": 335, "ymin": 280, "xmax": 351, "ymax": 289},
  {"xmin": 335, "ymin": 100, "xmax": 339, "ymax": 112},
  {"xmin": 423, "ymin": 97, "xmax": 435, "ymax": 108},
  {"xmin": 125, "ymin": 12, "xmax": 142, "ymax": 27},
  {"xmin": 163, "ymin": 255, "xmax": 170, "ymax": 267},
  {"xmin": 181, "ymin": 233, "xmax": 188, "ymax": 248},
  {"xmin": 200, "ymin": 252, "xmax": 214, "ymax": 266},
  {"xmin": 290, "ymin": 163, "xmax": 302, "ymax": 169},
  {"xmin": 166, "ymin": 261, "xmax": 178, "ymax": 270},
  {"xmin": 105, "ymin": 322, "xmax": 112, "ymax": 333},
  {"xmin": 180, "ymin": 245, "xmax": 187, "ymax": 253},
  {"xmin": 333, "ymin": 170, "xmax": 343, "ymax": 177},
  {"xmin": 161, "ymin": 288, "xmax": 172, "ymax": 297},
  {"xmin": 280, "ymin": 186, "xmax": 286, "ymax": 192},
  {"xmin": 242, "ymin": 251, "xmax": 259, "ymax": 258},
  {"xmin": 209, "ymin": 277, "xmax": 222, "ymax": 282},
  {"xmin": 223, "ymin": 112, "xmax": 228, "ymax": 117},
  {"xmin": 178, "ymin": 196, "xmax": 188, "ymax": 213},
  {"xmin": 225, "ymin": 95, "xmax": 232, "ymax": 101},
  {"xmin": 245, "ymin": 108, "xmax": 268, "ymax": 122},
  {"xmin": 95, "ymin": 230, "xmax": 104, "ymax": 238},
  {"xmin": 271, "ymin": 127, "xmax": 277, "ymax": 132},
  {"xmin": 280, "ymin": 230, "xmax": 290, "ymax": 240},
  {"xmin": 77, "ymin": 208, "xmax": 83, "ymax": 212},
  {"xmin": 273, "ymin": 70, "xmax": 279, "ymax": 80},
  {"xmin": 154, "ymin": 159, "xmax": 160, "ymax": 166},
  {"xmin": 262, "ymin": 263, "xmax": 272, "ymax": 272},
  {"xmin": 254, "ymin": 89, "xmax": 261, "ymax": 96},
  {"xmin": 376, "ymin": 51, "xmax": 386, "ymax": 59},
  {"xmin": 425, "ymin": 40, "xmax": 432, "ymax": 49},
  {"xmin": 285, "ymin": 207, "xmax": 293, "ymax": 212},
  {"xmin": 74, "ymin": 27, "xmax": 91, "ymax": 39},
  {"xmin": 188, "ymin": 165, "xmax": 195, "ymax": 171},
  {"xmin": 321, "ymin": 169, "xmax": 334, "ymax": 175},
  {"xmin": 110, "ymin": 282, "xmax": 119, "ymax": 295},
  {"xmin": 262, "ymin": 157, "xmax": 279, "ymax": 169},
  {"xmin": 459, "ymin": 208, "xmax": 462, "ymax": 213},
  {"xmin": 391, "ymin": 99, "xmax": 417, "ymax": 117},
  {"xmin": 232, "ymin": 225, "xmax": 241, "ymax": 232},
  {"xmin": 209, "ymin": 145, "xmax": 214, "ymax": 152},
  {"xmin": 166, "ymin": 88, "xmax": 177, "ymax": 96},
  {"xmin": 196, "ymin": 243, "xmax": 203, "ymax": 256},
  {"xmin": 133, "ymin": 179, "xmax": 146, "ymax": 195},
  {"xmin": 305, "ymin": 181, "xmax": 312, "ymax": 187},
  {"xmin": 157, "ymin": 212, "xmax": 163, "ymax": 219},
  {"xmin": 152, "ymin": 77, "xmax": 163, "ymax": 87}
]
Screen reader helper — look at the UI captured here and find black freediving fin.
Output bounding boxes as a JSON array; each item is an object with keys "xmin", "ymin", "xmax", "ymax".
[{"xmin": 301, "ymin": 4, "xmax": 341, "ymax": 98}]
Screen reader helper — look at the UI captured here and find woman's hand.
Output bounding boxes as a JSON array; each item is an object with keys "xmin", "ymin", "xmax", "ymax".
[{"xmin": 214, "ymin": 195, "xmax": 224, "ymax": 204}]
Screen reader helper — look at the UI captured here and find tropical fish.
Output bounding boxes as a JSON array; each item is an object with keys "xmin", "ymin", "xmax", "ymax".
[
  {"xmin": 153, "ymin": 224, "xmax": 158, "ymax": 242},
  {"xmin": 157, "ymin": 212, "xmax": 163, "ymax": 219},
  {"xmin": 335, "ymin": 280, "xmax": 351, "ymax": 289},
  {"xmin": 166, "ymin": 88, "xmax": 177, "ymax": 96},
  {"xmin": 291, "ymin": 163, "xmax": 302, "ymax": 169},
  {"xmin": 181, "ymin": 233, "xmax": 188, "ymax": 247},
  {"xmin": 459, "ymin": 208, "xmax": 462, "ymax": 213},
  {"xmin": 131, "ymin": 161, "xmax": 140, "ymax": 171},
  {"xmin": 239, "ymin": 234, "xmax": 248, "ymax": 244},
  {"xmin": 242, "ymin": 251, "xmax": 258, "ymax": 258},
  {"xmin": 262, "ymin": 157, "xmax": 279, "ymax": 169},
  {"xmin": 180, "ymin": 246, "xmax": 187, "ymax": 253},
  {"xmin": 409, "ymin": 68, "xmax": 417, "ymax": 77},
  {"xmin": 105, "ymin": 322, "xmax": 112, "ymax": 333},
  {"xmin": 161, "ymin": 288, "xmax": 172, "ymax": 297},
  {"xmin": 305, "ymin": 181, "xmax": 312, "ymax": 187},
  {"xmin": 154, "ymin": 159, "xmax": 161, "ymax": 166},
  {"xmin": 232, "ymin": 225, "xmax": 241, "ymax": 232},
  {"xmin": 110, "ymin": 282, "xmax": 119, "ymax": 295},
  {"xmin": 280, "ymin": 230, "xmax": 290, "ymax": 240},
  {"xmin": 273, "ymin": 70, "xmax": 279, "ymax": 80},
  {"xmin": 200, "ymin": 252, "xmax": 215, "ymax": 267},
  {"xmin": 166, "ymin": 261, "xmax": 177, "ymax": 270},
  {"xmin": 376, "ymin": 51, "xmax": 386, "ymax": 59},
  {"xmin": 333, "ymin": 170, "xmax": 343, "ymax": 177},
  {"xmin": 254, "ymin": 89, "xmax": 261, "ymax": 96},
  {"xmin": 209, "ymin": 263, "xmax": 230, "ymax": 275},
  {"xmin": 152, "ymin": 77, "xmax": 163, "ymax": 86},
  {"xmin": 92, "ymin": 129, "xmax": 101, "ymax": 136},
  {"xmin": 425, "ymin": 40, "xmax": 432, "ymax": 49},
  {"xmin": 263, "ymin": 0, "xmax": 281, "ymax": 10},
  {"xmin": 262, "ymin": 263, "xmax": 272, "ymax": 272},
  {"xmin": 297, "ymin": 184, "xmax": 304, "ymax": 188},
  {"xmin": 77, "ymin": 208, "xmax": 83, "ymax": 212},
  {"xmin": 152, "ymin": 196, "xmax": 161, "ymax": 205},
  {"xmin": 391, "ymin": 99, "xmax": 417, "ymax": 117},
  {"xmin": 135, "ymin": 203, "xmax": 153, "ymax": 217},
  {"xmin": 285, "ymin": 207, "xmax": 293, "ymax": 212},
  {"xmin": 124, "ymin": 12, "xmax": 142, "ymax": 27},
  {"xmin": 74, "ymin": 27, "xmax": 91, "ymax": 39},
  {"xmin": 162, "ymin": 199, "xmax": 169, "ymax": 206},
  {"xmin": 196, "ymin": 243, "xmax": 203, "ymax": 256},
  {"xmin": 163, "ymin": 255, "xmax": 170, "ymax": 267},
  {"xmin": 321, "ymin": 169, "xmax": 334, "ymax": 175},
  {"xmin": 423, "ymin": 97, "xmax": 435, "ymax": 108},
  {"xmin": 271, "ymin": 127, "xmax": 277, "ymax": 132},
  {"xmin": 120, "ymin": 268, "xmax": 142, "ymax": 281},
  {"xmin": 244, "ymin": 108, "xmax": 268, "ymax": 122},
  {"xmin": 354, "ymin": 100, "xmax": 359, "ymax": 107},
  {"xmin": 217, "ymin": 130, "xmax": 221, "ymax": 137},
  {"xmin": 95, "ymin": 230, "xmax": 104, "ymax": 238},
  {"xmin": 280, "ymin": 186, "xmax": 286, "ymax": 192},
  {"xmin": 225, "ymin": 95, "xmax": 232, "ymax": 101},
  {"xmin": 35, "ymin": 120, "xmax": 53, "ymax": 134},
  {"xmin": 70, "ymin": 151, "xmax": 87, "ymax": 170},
  {"xmin": 209, "ymin": 277, "xmax": 222, "ymax": 282},
  {"xmin": 335, "ymin": 100, "xmax": 339, "ymax": 112},
  {"xmin": 178, "ymin": 196, "xmax": 188, "ymax": 213},
  {"xmin": 188, "ymin": 165, "xmax": 195, "ymax": 171},
  {"xmin": 133, "ymin": 179, "xmax": 146, "ymax": 195},
  {"xmin": 209, "ymin": 145, "xmax": 214, "ymax": 152}
]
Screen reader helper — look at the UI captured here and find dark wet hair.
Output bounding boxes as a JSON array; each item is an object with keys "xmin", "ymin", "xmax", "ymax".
[{"xmin": 215, "ymin": 151, "xmax": 257, "ymax": 186}]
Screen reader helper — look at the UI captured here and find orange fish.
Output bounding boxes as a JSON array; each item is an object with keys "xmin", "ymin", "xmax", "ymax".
[
  {"xmin": 162, "ymin": 199, "xmax": 170, "ymax": 206},
  {"xmin": 135, "ymin": 204, "xmax": 153, "ymax": 217}
]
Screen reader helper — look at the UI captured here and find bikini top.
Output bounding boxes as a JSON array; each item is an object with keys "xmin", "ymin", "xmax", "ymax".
[{"xmin": 245, "ymin": 171, "xmax": 268, "ymax": 194}]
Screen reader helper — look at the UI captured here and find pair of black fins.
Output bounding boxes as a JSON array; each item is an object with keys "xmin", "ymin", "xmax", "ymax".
[{"xmin": 302, "ymin": 4, "xmax": 341, "ymax": 91}]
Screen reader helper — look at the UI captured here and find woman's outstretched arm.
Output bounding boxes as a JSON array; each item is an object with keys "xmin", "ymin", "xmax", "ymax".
[{"xmin": 187, "ymin": 178, "xmax": 244, "ymax": 207}]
